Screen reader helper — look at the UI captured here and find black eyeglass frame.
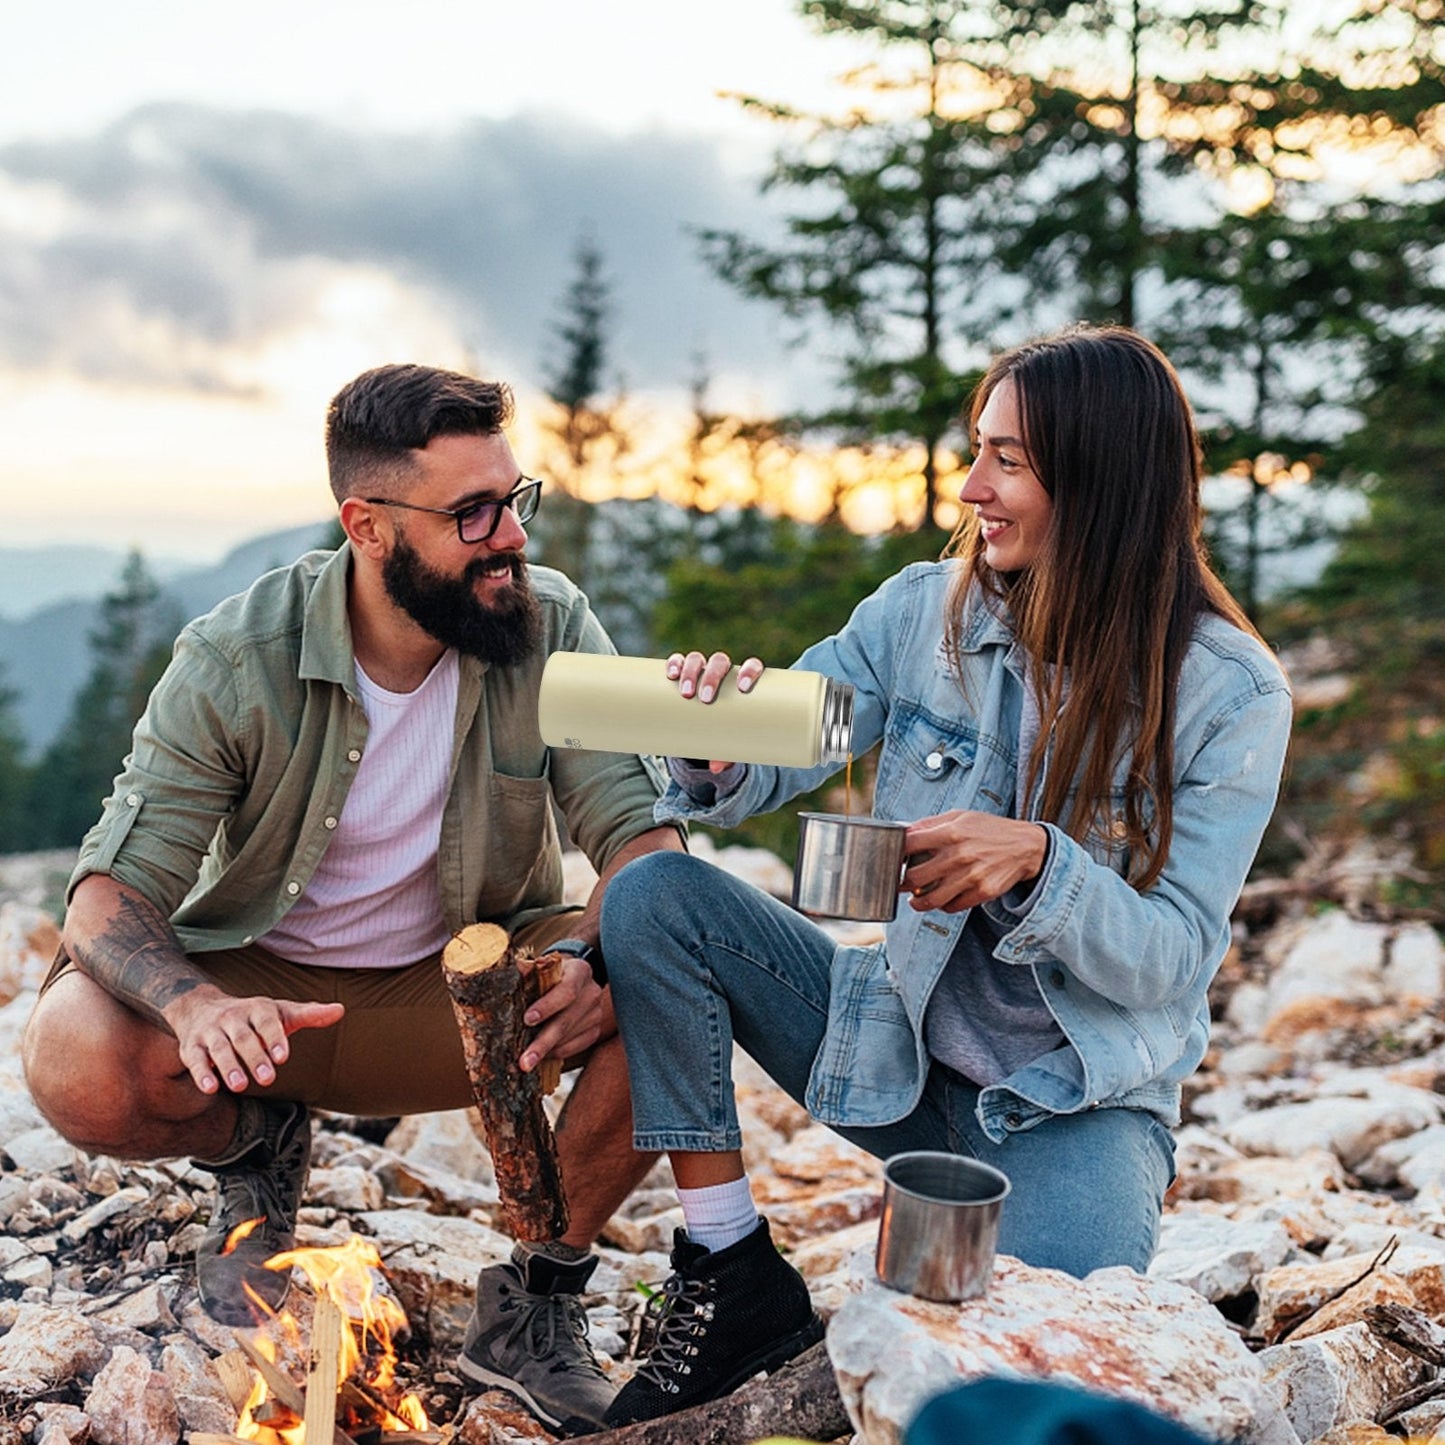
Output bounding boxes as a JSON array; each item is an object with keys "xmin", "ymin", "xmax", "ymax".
[{"xmin": 364, "ymin": 477, "xmax": 542, "ymax": 543}]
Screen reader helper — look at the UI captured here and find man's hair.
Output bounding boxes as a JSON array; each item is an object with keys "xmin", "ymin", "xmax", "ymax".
[{"xmin": 325, "ymin": 364, "xmax": 515, "ymax": 502}]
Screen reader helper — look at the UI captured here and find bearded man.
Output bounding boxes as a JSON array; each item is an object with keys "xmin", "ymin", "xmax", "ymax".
[{"xmin": 22, "ymin": 364, "xmax": 683, "ymax": 1437}]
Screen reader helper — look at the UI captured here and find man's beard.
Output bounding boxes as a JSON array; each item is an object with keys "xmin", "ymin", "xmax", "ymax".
[{"xmin": 382, "ymin": 535, "xmax": 542, "ymax": 666}]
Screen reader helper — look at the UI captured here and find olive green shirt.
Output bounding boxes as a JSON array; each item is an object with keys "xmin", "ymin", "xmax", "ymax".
[{"xmin": 70, "ymin": 545, "xmax": 669, "ymax": 954}]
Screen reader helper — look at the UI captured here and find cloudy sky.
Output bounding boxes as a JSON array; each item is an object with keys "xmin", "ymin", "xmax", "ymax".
[{"xmin": 2, "ymin": 1, "xmax": 877, "ymax": 558}]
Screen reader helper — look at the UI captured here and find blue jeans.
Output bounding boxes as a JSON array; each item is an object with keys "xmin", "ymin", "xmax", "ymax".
[{"xmin": 601, "ymin": 852, "xmax": 1175, "ymax": 1278}]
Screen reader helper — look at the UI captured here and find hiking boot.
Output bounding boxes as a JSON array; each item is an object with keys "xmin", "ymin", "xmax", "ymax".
[
  {"xmin": 605, "ymin": 1218, "xmax": 824, "ymax": 1427},
  {"xmin": 192, "ymin": 1098, "xmax": 312, "ymax": 1327},
  {"xmin": 457, "ymin": 1246, "xmax": 617, "ymax": 1435}
]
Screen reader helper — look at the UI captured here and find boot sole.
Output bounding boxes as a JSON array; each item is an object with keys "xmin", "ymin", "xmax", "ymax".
[
  {"xmin": 456, "ymin": 1350, "xmax": 605, "ymax": 1435},
  {"xmin": 706, "ymin": 1310, "xmax": 826, "ymax": 1401}
]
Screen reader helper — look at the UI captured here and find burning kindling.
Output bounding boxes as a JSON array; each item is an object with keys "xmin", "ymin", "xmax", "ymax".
[{"xmin": 198, "ymin": 1233, "xmax": 442, "ymax": 1445}]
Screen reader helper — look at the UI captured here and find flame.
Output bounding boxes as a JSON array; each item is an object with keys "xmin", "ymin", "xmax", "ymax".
[
  {"xmin": 234, "ymin": 1235, "xmax": 430, "ymax": 1441},
  {"xmin": 222, "ymin": 1216, "xmax": 266, "ymax": 1256}
]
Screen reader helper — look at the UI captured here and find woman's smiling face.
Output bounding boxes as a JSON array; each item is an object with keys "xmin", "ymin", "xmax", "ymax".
[{"xmin": 960, "ymin": 377, "xmax": 1054, "ymax": 573}]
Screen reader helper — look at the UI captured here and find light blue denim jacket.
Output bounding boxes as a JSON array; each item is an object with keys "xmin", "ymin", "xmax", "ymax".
[{"xmin": 655, "ymin": 561, "xmax": 1292, "ymax": 1144}]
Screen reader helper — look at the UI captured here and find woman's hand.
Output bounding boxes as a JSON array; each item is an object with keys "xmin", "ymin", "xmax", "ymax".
[
  {"xmin": 901, "ymin": 811, "xmax": 1049, "ymax": 912},
  {"xmin": 664, "ymin": 650, "xmax": 765, "ymax": 774}
]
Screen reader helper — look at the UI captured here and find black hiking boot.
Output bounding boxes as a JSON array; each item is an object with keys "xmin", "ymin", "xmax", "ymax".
[
  {"xmin": 458, "ymin": 1246, "xmax": 617, "ymax": 1436},
  {"xmin": 192, "ymin": 1098, "xmax": 312, "ymax": 1327},
  {"xmin": 604, "ymin": 1218, "xmax": 824, "ymax": 1427}
]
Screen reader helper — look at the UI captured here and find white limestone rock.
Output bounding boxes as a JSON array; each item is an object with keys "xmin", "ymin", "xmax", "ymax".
[
  {"xmin": 0, "ymin": 900, "xmax": 59, "ymax": 1003},
  {"xmin": 356, "ymin": 1208, "xmax": 513, "ymax": 1348},
  {"xmin": 1265, "ymin": 911, "xmax": 1389, "ymax": 1013},
  {"xmin": 384, "ymin": 1108, "xmax": 497, "ymax": 1185},
  {"xmin": 84, "ymin": 1344, "xmax": 181, "ymax": 1445},
  {"xmin": 158, "ymin": 1336, "xmax": 239, "ymax": 1436},
  {"xmin": 829, "ymin": 1257, "xmax": 1300, "ymax": 1445},
  {"xmin": 1149, "ymin": 1212, "xmax": 1295, "ymax": 1300},
  {"xmin": 307, "ymin": 1164, "xmax": 385, "ymax": 1212},
  {"xmin": 1260, "ymin": 1321, "xmax": 1428, "ymax": 1444},
  {"xmin": 93, "ymin": 1281, "xmax": 179, "ymax": 1334},
  {"xmin": 3, "ymin": 1123, "xmax": 84, "ymax": 1176},
  {"xmin": 60, "ymin": 1185, "xmax": 151, "ymax": 1245},
  {"xmin": 1224, "ymin": 1088, "xmax": 1440, "ymax": 1170},
  {"xmin": 0, "ymin": 1303, "xmax": 105, "ymax": 1396},
  {"xmin": 1356, "ymin": 1123, "xmax": 1445, "ymax": 1190},
  {"xmin": 1382, "ymin": 923, "xmax": 1445, "ymax": 1001}
]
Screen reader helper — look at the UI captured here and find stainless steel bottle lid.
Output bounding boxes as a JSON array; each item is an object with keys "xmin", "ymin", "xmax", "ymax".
[{"xmin": 821, "ymin": 678, "xmax": 856, "ymax": 765}]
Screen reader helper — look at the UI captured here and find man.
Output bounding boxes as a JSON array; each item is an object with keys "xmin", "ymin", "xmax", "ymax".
[{"xmin": 22, "ymin": 364, "xmax": 682, "ymax": 1437}]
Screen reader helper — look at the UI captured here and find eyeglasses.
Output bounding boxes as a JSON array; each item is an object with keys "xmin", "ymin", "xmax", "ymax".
[{"xmin": 364, "ymin": 477, "xmax": 543, "ymax": 543}]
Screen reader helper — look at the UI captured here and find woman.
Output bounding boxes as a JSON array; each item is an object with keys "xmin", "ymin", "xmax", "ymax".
[{"xmin": 597, "ymin": 325, "xmax": 1292, "ymax": 1428}]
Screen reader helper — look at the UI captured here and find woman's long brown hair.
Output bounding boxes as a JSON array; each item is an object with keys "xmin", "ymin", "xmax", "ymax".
[{"xmin": 944, "ymin": 326, "xmax": 1261, "ymax": 892}]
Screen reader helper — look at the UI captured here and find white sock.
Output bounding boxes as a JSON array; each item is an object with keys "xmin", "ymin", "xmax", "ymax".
[{"xmin": 677, "ymin": 1177, "xmax": 760, "ymax": 1253}]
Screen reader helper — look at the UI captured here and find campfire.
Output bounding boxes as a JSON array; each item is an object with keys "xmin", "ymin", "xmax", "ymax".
[{"xmin": 193, "ymin": 1230, "xmax": 444, "ymax": 1445}]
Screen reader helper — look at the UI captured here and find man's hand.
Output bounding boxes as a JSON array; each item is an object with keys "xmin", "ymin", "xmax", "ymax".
[
  {"xmin": 64, "ymin": 873, "xmax": 344, "ymax": 1095},
  {"xmin": 165, "ymin": 984, "xmax": 345, "ymax": 1095},
  {"xmin": 518, "ymin": 953, "xmax": 612, "ymax": 1073},
  {"xmin": 901, "ymin": 811, "xmax": 1049, "ymax": 912}
]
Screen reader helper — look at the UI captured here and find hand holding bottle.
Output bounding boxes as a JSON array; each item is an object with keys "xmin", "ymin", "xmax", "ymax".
[
  {"xmin": 665, "ymin": 651, "xmax": 764, "ymax": 772},
  {"xmin": 537, "ymin": 652, "xmax": 853, "ymax": 769}
]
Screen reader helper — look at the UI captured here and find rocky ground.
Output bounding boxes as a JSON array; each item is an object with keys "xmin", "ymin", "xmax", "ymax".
[{"xmin": 0, "ymin": 837, "xmax": 1443, "ymax": 1445}]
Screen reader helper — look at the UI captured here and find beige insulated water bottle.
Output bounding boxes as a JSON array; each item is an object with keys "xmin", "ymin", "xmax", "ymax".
[{"xmin": 538, "ymin": 653, "xmax": 854, "ymax": 768}]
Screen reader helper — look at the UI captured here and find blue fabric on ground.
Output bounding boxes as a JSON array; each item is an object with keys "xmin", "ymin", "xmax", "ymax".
[{"xmin": 905, "ymin": 1377, "xmax": 1219, "ymax": 1445}]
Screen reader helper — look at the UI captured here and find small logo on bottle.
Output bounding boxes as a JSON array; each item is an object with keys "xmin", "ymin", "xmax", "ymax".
[{"xmin": 564, "ymin": 737, "xmax": 583, "ymax": 748}]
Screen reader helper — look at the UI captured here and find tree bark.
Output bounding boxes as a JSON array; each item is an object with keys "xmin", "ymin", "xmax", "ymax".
[
  {"xmin": 442, "ymin": 923, "xmax": 569, "ymax": 1242},
  {"xmin": 582, "ymin": 1342, "xmax": 849, "ymax": 1443}
]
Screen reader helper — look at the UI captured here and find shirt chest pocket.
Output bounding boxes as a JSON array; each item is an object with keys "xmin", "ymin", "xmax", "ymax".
[{"xmin": 875, "ymin": 703, "xmax": 986, "ymax": 818}]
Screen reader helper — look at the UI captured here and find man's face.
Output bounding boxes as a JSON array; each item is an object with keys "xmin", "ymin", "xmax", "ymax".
[{"xmin": 379, "ymin": 432, "xmax": 542, "ymax": 666}]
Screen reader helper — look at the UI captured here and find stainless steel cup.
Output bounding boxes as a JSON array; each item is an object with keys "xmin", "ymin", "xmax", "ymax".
[
  {"xmin": 792, "ymin": 812, "xmax": 908, "ymax": 922},
  {"xmin": 875, "ymin": 1151, "xmax": 1011, "ymax": 1302}
]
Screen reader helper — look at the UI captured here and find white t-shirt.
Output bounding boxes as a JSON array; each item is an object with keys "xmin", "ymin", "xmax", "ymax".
[{"xmin": 260, "ymin": 650, "xmax": 459, "ymax": 968}]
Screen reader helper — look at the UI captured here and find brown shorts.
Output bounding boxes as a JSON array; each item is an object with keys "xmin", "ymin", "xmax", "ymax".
[{"xmin": 40, "ymin": 911, "xmax": 586, "ymax": 1117}]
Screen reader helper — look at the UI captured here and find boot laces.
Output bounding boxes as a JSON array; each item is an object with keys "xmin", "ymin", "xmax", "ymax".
[
  {"xmin": 504, "ymin": 1288, "xmax": 607, "ymax": 1379},
  {"xmin": 214, "ymin": 1121, "xmax": 306, "ymax": 1237},
  {"xmin": 634, "ymin": 1274, "xmax": 716, "ymax": 1389}
]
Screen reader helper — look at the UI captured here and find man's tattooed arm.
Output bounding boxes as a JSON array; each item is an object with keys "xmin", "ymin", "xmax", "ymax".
[{"xmin": 63, "ymin": 875, "xmax": 211, "ymax": 1035}]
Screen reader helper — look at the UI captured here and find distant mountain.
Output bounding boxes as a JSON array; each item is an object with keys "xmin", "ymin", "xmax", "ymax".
[
  {"xmin": 0, "ymin": 546, "xmax": 195, "ymax": 619},
  {"xmin": 0, "ymin": 523, "xmax": 334, "ymax": 755}
]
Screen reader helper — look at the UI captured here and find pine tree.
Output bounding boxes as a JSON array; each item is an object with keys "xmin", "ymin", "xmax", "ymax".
[
  {"xmin": 530, "ymin": 234, "xmax": 629, "ymax": 594},
  {"xmin": 703, "ymin": 0, "xmax": 1444, "ymax": 546},
  {"xmin": 30, "ymin": 551, "xmax": 181, "ymax": 848},
  {"xmin": 0, "ymin": 670, "xmax": 32, "ymax": 855}
]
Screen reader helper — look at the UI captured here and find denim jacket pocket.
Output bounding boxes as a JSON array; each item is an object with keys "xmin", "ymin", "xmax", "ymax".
[
  {"xmin": 874, "ymin": 701, "xmax": 982, "ymax": 817},
  {"xmin": 807, "ymin": 943, "xmax": 923, "ymax": 1128}
]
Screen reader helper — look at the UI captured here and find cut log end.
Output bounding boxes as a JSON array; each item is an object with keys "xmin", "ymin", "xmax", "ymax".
[{"xmin": 441, "ymin": 922, "xmax": 512, "ymax": 976}]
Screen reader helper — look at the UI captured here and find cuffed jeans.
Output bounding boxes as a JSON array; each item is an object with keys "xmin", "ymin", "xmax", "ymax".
[{"xmin": 601, "ymin": 851, "xmax": 1176, "ymax": 1278}]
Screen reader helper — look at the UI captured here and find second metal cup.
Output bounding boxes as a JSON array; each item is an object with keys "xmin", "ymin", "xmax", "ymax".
[{"xmin": 875, "ymin": 1151, "xmax": 1011, "ymax": 1302}]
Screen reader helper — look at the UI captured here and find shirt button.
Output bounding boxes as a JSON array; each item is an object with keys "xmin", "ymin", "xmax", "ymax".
[
  {"xmin": 348, "ymin": 748, "xmax": 362, "ymax": 762},
  {"xmin": 324, "ymin": 816, "xmax": 338, "ymax": 829},
  {"xmin": 241, "ymin": 935, "xmax": 254, "ymax": 945},
  {"xmin": 1111, "ymin": 818, "xmax": 1128, "ymax": 839},
  {"xmin": 925, "ymin": 750, "xmax": 944, "ymax": 770},
  {"xmin": 286, "ymin": 881, "xmax": 301, "ymax": 896},
  {"xmin": 1005, "ymin": 1112, "xmax": 1023, "ymax": 1129},
  {"xmin": 125, "ymin": 794, "xmax": 140, "ymax": 807}
]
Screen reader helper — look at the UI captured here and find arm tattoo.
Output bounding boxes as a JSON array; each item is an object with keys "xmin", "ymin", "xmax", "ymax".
[{"xmin": 71, "ymin": 891, "xmax": 207, "ymax": 1035}]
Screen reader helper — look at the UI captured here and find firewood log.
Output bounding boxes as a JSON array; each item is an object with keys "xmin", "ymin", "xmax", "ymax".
[
  {"xmin": 585, "ymin": 1342, "xmax": 849, "ymax": 1443},
  {"xmin": 442, "ymin": 923, "xmax": 569, "ymax": 1241}
]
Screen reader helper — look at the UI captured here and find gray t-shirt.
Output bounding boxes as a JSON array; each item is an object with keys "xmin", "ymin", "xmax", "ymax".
[{"xmin": 922, "ymin": 665, "xmax": 1065, "ymax": 1085}]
